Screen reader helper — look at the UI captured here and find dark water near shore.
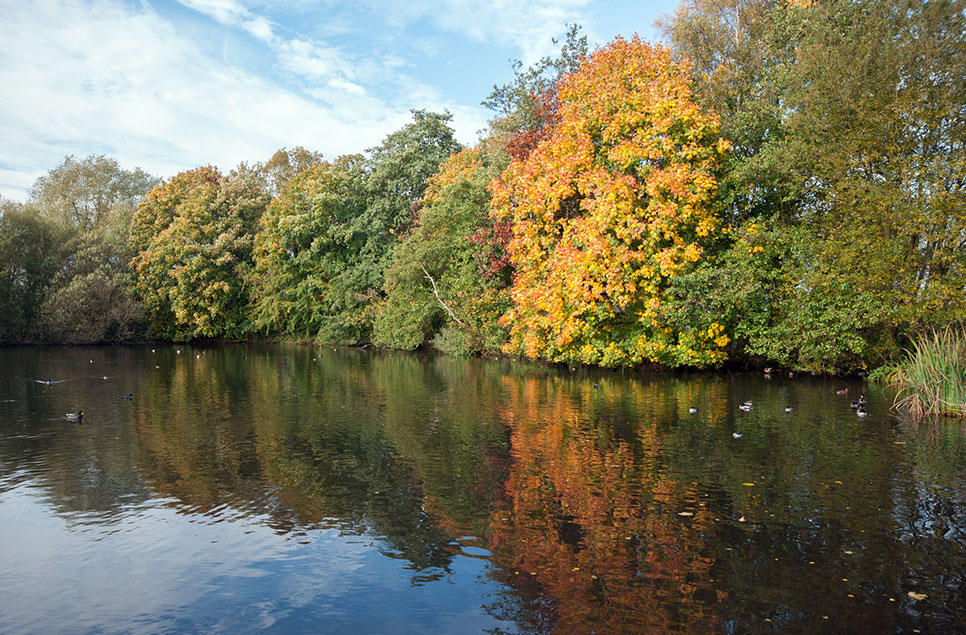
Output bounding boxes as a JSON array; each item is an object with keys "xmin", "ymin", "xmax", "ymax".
[{"xmin": 0, "ymin": 344, "xmax": 963, "ymax": 633}]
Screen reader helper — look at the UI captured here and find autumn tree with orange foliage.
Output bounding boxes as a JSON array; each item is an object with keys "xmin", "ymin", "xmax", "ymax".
[{"xmin": 490, "ymin": 37, "xmax": 731, "ymax": 368}]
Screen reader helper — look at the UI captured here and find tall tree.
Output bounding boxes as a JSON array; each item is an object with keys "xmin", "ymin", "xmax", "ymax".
[
  {"xmin": 257, "ymin": 146, "xmax": 325, "ymax": 197},
  {"xmin": 130, "ymin": 166, "xmax": 269, "ymax": 340},
  {"xmin": 29, "ymin": 154, "xmax": 157, "ymax": 231},
  {"xmin": 785, "ymin": 0, "xmax": 966, "ymax": 336},
  {"xmin": 0, "ymin": 199, "xmax": 63, "ymax": 342},
  {"xmin": 491, "ymin": 37, "xmax": 730, "ymax": 368},
  {"xmin": 660, "ymin": 0, "xmax": 966, "ymax": 371},
  {"xmin": 658, "ymin": 0, "xmax": 802, "ymax": 221},
  {"xmin": 373, "ymin": 146, "xmax": 511, "ymax": 355},
  {"xmin": 251, "ymin": 155, "xmax": 367, "ymax": 338}
]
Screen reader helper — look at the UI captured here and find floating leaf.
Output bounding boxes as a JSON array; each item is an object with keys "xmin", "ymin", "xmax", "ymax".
[{"xmin": 907, "ymin": 591, "xmax": 927, "ymax": 601}]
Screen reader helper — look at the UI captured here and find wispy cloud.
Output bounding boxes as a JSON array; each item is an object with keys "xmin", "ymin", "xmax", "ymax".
[
  {"xmin": 0, "ymin": 0, "xmax": 490, "ymax": 200},
  {"xmin": 176, "ymin": 0, "xmax": 276, "ymax": 41},
  {"xmin": 356, "ymin": 0, "xmax": 593, "ymax": 65}
]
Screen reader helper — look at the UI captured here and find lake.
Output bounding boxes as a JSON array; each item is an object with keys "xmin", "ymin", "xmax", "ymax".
[{"xmin": 0, "ymin": 344, "xmax": 963, "ymax": 633}]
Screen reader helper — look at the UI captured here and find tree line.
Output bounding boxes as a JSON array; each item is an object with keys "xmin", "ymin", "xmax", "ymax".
[{"xmin": 1, "ymin": 0, "xmax": 963, "ymax": 374}]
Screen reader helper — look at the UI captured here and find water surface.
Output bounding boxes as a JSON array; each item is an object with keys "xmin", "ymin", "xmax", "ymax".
[{"xmin": 1, "ymin": 344, "xmax": 963, "ymax": 633}]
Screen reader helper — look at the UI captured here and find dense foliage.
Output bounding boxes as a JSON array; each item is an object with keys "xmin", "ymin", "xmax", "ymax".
[
  {"xmin": 130, "ymin": 166, "xmax": 269, "ymax": 340},
  {"xmin": 373, "ymin": 146, "xmax": 511, "ymax": 355},
  {"xmin": 3, "ymin": 0, "xmax": 963, "ymax": 376},
  {"xmin": 252, "ymin": 156, "xmax": 367, "ymax": 340},
  {"xmin": 0, "ymin": 156, "xmax": 155, "ymax": 344},
  {"xmin": 491, "ymin": 37, "xmax": 729, "ymax": 368}
]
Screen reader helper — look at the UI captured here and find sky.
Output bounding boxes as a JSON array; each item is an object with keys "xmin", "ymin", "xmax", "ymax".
[{"xmin": 0, "ymin": 0, "xmax": 680, "ymax": 201}]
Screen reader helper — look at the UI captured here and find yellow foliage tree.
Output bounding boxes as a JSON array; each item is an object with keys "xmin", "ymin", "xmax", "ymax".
[{"xmin": 490, "ymin": 36, "xmax": 730, "ymax": 367}]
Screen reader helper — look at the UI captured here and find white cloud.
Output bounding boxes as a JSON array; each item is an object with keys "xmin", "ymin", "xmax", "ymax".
[
  {"xmin": 0, "ymin": 0, "xmax": 490, "ymax": 200},
  {"xmin": 359, "ymin": 0, "xmax": 593, "ymax": 65},
  {"xmin": 176, "ymin": 0, "xmax": 276, "ymax": 42}
]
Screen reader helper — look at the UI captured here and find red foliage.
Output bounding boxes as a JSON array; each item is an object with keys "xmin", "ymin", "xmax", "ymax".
[{"xmin": 504, "ymin": 90, "xmax": 560, "ymax": 161}]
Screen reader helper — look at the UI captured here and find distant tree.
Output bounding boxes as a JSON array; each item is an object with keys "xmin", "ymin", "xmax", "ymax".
[
  {"xmin": 14, "ymin": 155, "xmax": 157, "ymax": 343},
  {"xmin": 258, "ymin": 146, "xmax": 325, "ymax": 197},
  {"xmin": 251, "ymin": 155, "xmax": 367, "ymax": 338},
  {"xmin": 490, "ymin": 37, "xmax": 730, "ymax": 368},
  {"xmin": 29, "ymin": 154, "xmax": 157, "ymax": 231},
  {"xmin": 0, "ymin": 199, "xmax": 63, "ymax": 342},
  {"xmin": 130, "ymin": 166, "xmax": 269, "ymax": 340}
]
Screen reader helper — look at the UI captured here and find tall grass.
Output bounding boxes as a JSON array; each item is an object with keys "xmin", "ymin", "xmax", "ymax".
[{"xmin": 890, "ymin": 326, "xmax": 966, "ymax": 418}]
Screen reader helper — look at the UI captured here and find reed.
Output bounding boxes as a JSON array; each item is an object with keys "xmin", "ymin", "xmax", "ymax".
[{"xmin": 890, "ymin": 326, "xmax": 966, "ymax": 418}]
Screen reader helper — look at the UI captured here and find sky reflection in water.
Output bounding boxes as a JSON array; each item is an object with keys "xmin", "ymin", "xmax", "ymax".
[{"xmin": 0, "ymin": 344, "xmax": 963, "ymax": 633}]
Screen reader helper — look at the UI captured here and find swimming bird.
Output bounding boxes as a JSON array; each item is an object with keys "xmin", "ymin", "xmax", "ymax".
[
  {"xmin": 857, "ymin": 405, "xmax": 868, "ymax": 417},
  {"xmin": 850, "ymin": 400, "xmax": 860, "ymax": 409},
  {"xmin": 733, "ymin": 431, "xmax": 743, "ymax": 439},
  {"xmin": 689, "ymin": 406, "xmax": 698, "ymax": 414},
  {"xmin": 739, "ymin": 401, "xmax": 753, "ymax": 412},
  {"xmin": 858, "ymin": 394, "xmax": 868, "ymax": 406},
  {"xmin": 835, "ymin": 388, "xmax": 848, "ymax": 395},
  {"xmin": 34, "ymin": 379, "xmax": 66, "ymax": 385},
  {"xmin": 65, "ymin": 410, "xmax": 83, "ymax": 421},
  {"xmin": 123, "ymin": 394, "xmax": 133, "ymax": 400},
  {"xmin": 785, "ymin": 406, "xmax": 794, "ymax": 413}
]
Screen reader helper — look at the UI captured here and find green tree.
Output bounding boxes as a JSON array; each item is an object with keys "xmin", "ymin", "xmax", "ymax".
[
  {"xmin": 0, "ymin": 198, "xmax": 63, "ymax": 342},
  {"xmin": 38, "ymin": 222, "xmax": 146, "ymax": 344},
  {"xmin": 251, "ymin": 155, "xmax": 367, "ymax": 338},
  {"xmin": 257, "ymin": 146, "xmax": 325, "ymax": 197},
  {"xmin": 29, "ymin": 154, "xmax": 157, "ymax": 231},
  {"xmin": 373, "ymin": 146, "xmax": 511, "ymax": 355},
  {"xmin": 660, "ymin": 0, "xmax": 966, "ymax": 371},
  {"xmin": 130, "ymin": 166, "xmax": 269, "ymax": 340},
  {"xmin": 784, "ymin": 0, "xmax": 966, "ymax": 342},
  {"xmin": 23, "ymin": 155, "xmax": 157, "ymax": 343},
  {"xmin": 658, "ymin": 0, "xmax": 803, "ymax": 222},
  {"xmin": 322, "ymin": 110, "xmax": 462, "ymax": 343}
]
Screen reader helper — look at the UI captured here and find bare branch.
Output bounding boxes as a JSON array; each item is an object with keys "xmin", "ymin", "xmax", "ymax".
[{"xmin": 420, "ymin": 263, "xmax": 466, "ymax": 326}]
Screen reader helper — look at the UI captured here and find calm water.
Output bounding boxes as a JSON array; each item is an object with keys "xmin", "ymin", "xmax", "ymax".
[{"xmin": 0, "ymin": 344, "xmax": 963, "ymax": 634}]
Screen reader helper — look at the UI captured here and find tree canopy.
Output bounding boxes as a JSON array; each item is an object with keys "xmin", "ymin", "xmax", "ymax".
[{"xmin": 491, "ymin": 37, "xmax": 730, "ymax": 367}]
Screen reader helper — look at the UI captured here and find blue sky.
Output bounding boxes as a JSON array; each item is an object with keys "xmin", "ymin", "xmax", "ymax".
[{"xmin": 0, "ymin": 0, "xmax": 680, "ymax": 200}]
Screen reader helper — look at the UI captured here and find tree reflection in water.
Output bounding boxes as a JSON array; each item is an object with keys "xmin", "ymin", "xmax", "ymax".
[{"xmin": 8, "ymin": 345, "xmax": 961, "ymax": 633}]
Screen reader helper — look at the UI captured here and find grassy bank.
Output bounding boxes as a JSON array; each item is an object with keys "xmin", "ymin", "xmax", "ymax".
[{"xmin": 889, "ymin": 326, "xmax": 966, "ymax": 418}]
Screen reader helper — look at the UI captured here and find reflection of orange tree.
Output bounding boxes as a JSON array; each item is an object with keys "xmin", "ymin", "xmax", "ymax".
[{"xmin": 487, "ymin": 376, "xmax": 722, "ymax": 632}]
